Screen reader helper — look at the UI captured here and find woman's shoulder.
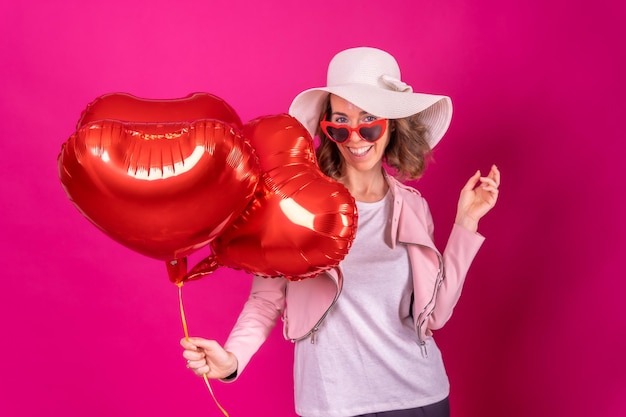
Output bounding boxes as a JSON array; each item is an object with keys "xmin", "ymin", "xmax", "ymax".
[{"xmin": 388, "ymin": 175, "xmax": 425, "ymax": 201}]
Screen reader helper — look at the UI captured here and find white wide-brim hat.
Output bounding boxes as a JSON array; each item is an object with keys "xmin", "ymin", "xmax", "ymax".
[{"xmin": 289, "ymin": 47, "xmax": 452, "ymax": 148}]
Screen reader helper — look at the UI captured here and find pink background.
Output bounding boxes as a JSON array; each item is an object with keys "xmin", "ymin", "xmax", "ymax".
[{"xmin": 1, "ymin": 1, "xmax": 624, "ymax": 416}]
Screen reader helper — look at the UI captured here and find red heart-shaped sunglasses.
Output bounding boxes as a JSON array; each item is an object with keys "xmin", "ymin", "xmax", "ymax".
[{"xmin": 320, "ymin": 114, "xmax": 388, "ymax": 143}]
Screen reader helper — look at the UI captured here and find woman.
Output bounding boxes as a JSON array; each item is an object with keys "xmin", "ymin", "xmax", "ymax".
[{"xmin": 181, "ymin": 47, "xmax": 500, "ymax": 417}]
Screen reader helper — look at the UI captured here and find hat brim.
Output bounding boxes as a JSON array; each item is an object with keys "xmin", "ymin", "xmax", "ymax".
[{"xmin": 289, "ymin": 85, "xmax": 452, "ymax": 148}]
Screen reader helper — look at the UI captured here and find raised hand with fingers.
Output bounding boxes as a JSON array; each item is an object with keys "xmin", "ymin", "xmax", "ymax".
[{"xmin": 455, "ymin": 164, "xmax": 501, "ymax": 233}]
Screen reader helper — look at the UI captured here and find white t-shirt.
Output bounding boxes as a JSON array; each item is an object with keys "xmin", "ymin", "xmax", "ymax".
[{"xmin": 294, "ymin": 190, "xmax": 449, "ymax": 417}]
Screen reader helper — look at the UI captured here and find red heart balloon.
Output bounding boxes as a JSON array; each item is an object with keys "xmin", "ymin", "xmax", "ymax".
[
  {"xmin": 186, "ymin": 114, "xmax": 357, "ymax": 281},
  {"xmin": 58, "ymin": 94, "xmax": 260, "ymax": 283},
  {"xmin": 77, "ymin": 92, "xmax": 243, "ymax": 129}
]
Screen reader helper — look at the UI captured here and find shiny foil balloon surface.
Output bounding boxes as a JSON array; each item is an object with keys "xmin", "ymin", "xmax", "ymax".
[
  {"xmin": 186, "ymin": 114, "xmax": 358, "ymax": 281},
  {"xmin": 77, "ymin": 92, "xmax": 243, "ymax": 129},
  {"xmin": 58, "ymin": 94, "xmax": 260, "ymax": 282}
]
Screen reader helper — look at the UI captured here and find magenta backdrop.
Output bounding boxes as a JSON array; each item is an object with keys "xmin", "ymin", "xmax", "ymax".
[{"xmin": 1, "ymin": 1, "xmax": 624, "ymax": 416}]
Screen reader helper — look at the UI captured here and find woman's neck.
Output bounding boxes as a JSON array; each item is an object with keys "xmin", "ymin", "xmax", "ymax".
[{"xmin": 339, "ymin": 168, "xmax": 389, "ymax": 203}]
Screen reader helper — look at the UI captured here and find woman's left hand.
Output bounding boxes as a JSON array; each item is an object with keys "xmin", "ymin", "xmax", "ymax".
[{"xmin": 455, "ymin": 164, "xmax": 500, "ymax": 232}]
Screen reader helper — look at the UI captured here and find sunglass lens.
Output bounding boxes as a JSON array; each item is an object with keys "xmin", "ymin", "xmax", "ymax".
[
  {"xmin": 328, "ymin": 126, "xmax": 349, "ymax": 143},
  {"xmin": 359, "ymin": 125, "xmax": 382, "ymax": 142}
]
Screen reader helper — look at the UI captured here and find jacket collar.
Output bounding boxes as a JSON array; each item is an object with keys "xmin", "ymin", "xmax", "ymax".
[{"xmin": 384, "ymin": 173, "xmax": 437, "ymax": 250}]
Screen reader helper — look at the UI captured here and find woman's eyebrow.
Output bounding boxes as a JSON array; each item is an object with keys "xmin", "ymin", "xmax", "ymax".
[{"xmin": 331, "ymin": 111, "xmax": 371, "ymax": 117}]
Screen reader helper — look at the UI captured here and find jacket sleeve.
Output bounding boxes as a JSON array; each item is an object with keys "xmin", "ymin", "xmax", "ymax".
[
  {"xmin": 223, "ymin": 275, "xmax": 287, "ymax": 379},
  {"xmin": 425, "ymin": 201, "xmax": 485, "ymax": 332}
]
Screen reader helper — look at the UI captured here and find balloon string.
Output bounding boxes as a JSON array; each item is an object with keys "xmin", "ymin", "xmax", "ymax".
[
  {"xmin": 177, "ymin": 283, "xmax": 230, "ymax": 417},
  {"xmin": 178, "ymin": 283, "xmax": 190, "ymax": 338}
]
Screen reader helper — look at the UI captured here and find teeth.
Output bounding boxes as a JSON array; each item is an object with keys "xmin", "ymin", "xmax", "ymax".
[{"xmin": 349, "ymin": 146, "xmax": 372, "ymax": 156}]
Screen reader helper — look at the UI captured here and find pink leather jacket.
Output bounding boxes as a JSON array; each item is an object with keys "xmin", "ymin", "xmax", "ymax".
[{"xmin": 224, "ymin": 175, "xmax": 485, "ymax": 376}]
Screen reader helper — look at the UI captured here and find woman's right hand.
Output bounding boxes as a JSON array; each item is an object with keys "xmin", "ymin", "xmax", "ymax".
[{"xmin": 181, "ymin": 337, "xmax": 238, "ymax": 379}]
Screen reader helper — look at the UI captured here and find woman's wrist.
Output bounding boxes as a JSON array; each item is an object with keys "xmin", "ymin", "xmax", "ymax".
[
  {"xmin": 454, "ymin": 215, "xmax": 478, "ymax": 233},
  {"xmin": 221, "ymin": 352, "xmax": 239, "ymax": 380},
  {"xmin": 222, "ymin": 369, "xmax": 238, "ymax": 381}
]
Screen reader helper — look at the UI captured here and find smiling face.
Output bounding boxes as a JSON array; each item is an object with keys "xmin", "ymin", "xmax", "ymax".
[{"xmin": 327, "ymin": 94, "xmax": 390, "ymax": 177}]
